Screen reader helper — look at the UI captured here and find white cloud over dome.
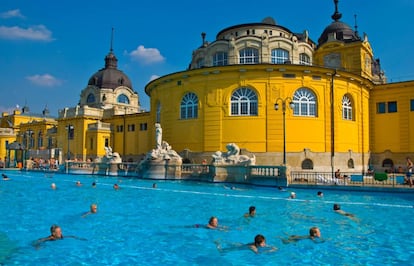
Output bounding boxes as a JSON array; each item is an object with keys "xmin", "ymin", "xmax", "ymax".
[
  {"xmin": 0, "ymin": 25, "xmax": 54, "ymax": 41},
  {"xmin": 26, "ymin": 74, "xmax": 62, "ymax": 87},
  {"xmin": 128, "ymin": 45, "xmax": 165, "ymax": 64}
]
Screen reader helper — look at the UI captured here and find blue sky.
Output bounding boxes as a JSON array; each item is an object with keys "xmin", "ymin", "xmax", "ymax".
[{"xmin": 1, "ymin": 0, "xmax": 413, "ymax": 116}]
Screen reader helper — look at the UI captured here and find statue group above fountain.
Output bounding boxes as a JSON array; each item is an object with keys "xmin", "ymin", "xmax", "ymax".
[
  {"xmin": 143, "ymin": 123, "xmax": 182, "ymax": 163},
  {"xmin": 212, "ymin": 143, "xmax": 255, "ymax": 166}
]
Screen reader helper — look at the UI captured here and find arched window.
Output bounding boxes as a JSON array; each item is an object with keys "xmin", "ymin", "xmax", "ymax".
[
  {"xmin": 213, "ymin": 52, "xmax": 228, "ymax": 66},
  {"xmin": 156, "ymin": 102, "xmax": 161, "ymax": 123},
  {"xmin": 86, "ymin": 93, "xmax": 95, "ymax": 103},
  {"xmin": 239, "ymin": 48, "xmax": 259, "ymax": 64},
  {"xmin": 299, "ymin": 53, "xmax": 311, "ymax": 65},
  {"xmin": 342, "ymin": 94, "xmax": 353, "ymax": 120},
  {"xmin": 347, "ymin": 158, "xmax": 355, "ymax": 169},
  {"xmin": 230, "ymin": 87, "xmax": 258, "ymax": 116},
  {"xmin": 382, "ymin": 158, "xmax": 394, "ymax": 168},
  {"xmin": 180, "ymin": 92, "xmax": 198, "ymax": 119},
  {"xmin": 301, "ymin": 159, "xmax": 314, "ymax": 169},
  {"xmin": 117, "ymin": 94, "xmax": 130, "ymax": 104},
  {"xmin": 271, "ymin": 48, "xmax": 289, "ymax": 64},
  {"xmin": 292, "ymin": 88, "xmax": 317, "ymax": 117}
]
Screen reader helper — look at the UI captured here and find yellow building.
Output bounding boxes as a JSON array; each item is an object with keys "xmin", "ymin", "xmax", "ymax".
[{"xmin": 0, "ymin": 0, "xmax": 412, "ymax": 174}]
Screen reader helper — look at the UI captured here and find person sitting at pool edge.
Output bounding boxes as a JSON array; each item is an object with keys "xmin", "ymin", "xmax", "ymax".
[
  {"xmin": 282, "ymin": 227, "xmax": 322, "ymax": 244},
  {"xmin": 244, "ymin": 206, "xmax": 256, "ymax": 218},
  {"xmin": 82, "ymin": 203, "xmax": 98, "ymax": 218}
]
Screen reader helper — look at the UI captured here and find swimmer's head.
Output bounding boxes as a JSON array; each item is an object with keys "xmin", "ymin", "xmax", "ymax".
[
  {"xmin": 90, "ymin": 204, "xmax": 98, "ymax": 213},
  {"xmin": 254, "ymin": 234, "xmax": 266, "ymax": 247},
  {"xmin": 50, "ymin": 224, "xmax": 62, "ymax": 238},
  {"xmin": 208, "ymin": 216, "xmax": 218, "ymax": 227},
  {"xmin": 309, "ymin": 227, "xmax": 321, "ymax": 238},
  {"xmin": 51, "ymin": 183, "xmax": 56, "ymax": 189},
  {"xmin": 333, "ymin": 204, "xmax": 341, "ymax": 210},
  {"xmin": 249, "ymin": 206, "xmax": 256, "ymax": 215}
]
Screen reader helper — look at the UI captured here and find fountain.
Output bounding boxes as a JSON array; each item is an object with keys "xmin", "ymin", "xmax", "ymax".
[{"xmin": 137, "ymin": 123, "xmax": 183, "ymax": 179}]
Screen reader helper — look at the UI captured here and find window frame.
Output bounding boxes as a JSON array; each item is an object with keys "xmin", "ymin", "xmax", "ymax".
[
  {"xmin": 292, "ymin": 88, "xmax": 317, "ymax": 117},
  {"xmin": 239, "ymin": 48, "xmax": 259, "ymax": 64},
  {"xmin": 230, "ymin": 87, "xmax": 258, "ymax": 116},
  {"xmin": 271, "ymin": 48, "xmax": 289, "ymax": 64},
  {"xmin": 180, "ymin": 92, "xmax": 199, "ymax": 119}
]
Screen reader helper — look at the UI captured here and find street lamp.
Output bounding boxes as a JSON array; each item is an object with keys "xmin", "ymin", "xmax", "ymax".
[
  {"xmin": 274, "ymin": 97, "xmax": 295, "ymax": 165},
  {"xmin": 66, "ymin": 125, "xmax": 74, "ymax": 161}
]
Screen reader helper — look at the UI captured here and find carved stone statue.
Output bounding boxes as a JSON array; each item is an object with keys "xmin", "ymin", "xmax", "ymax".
[
  {"xmin": 155, "ymin": 123, "xmax": 162, "ymax": 150},
  {"xmin": 101, "ymin": 146, "xmax": 122, "ymax": 164},
  {"xmin": 212, "ymin": 143, "xmax": 255, "ymax": 166},
  {"xmin": 141, "ymin": 123, "xmax": 182, "ymax": 164}
]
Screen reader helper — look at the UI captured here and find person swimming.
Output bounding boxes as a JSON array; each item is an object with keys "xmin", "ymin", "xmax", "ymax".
[
  {"xmin": 194, "ymin": 216, "xmax": 228, "ymax": 231},
  {"xmin": 333, "ymin": 204, "xmax": 359, "ymax": 222},
  {"xmin": 244, "ymin": 206, "xmax": 256, "ymax": 218},
  {"xmin": 33, "ymin": 224, "xmax": 85, "ymax": 248},
  {"xmin": 216, "ymin": 234, "xmax": 277, "ymax": 254},
  {"xmin": 82, "ymin": 204, "xmax": 98, "ymax": 218},
  {"xmin": 282, "ymin": 227, "xmax": 322, "ymax": 244}
]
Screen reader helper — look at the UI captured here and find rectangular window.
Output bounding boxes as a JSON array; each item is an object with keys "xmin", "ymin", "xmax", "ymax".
[
  {"xmin": 231, "ymin": 102, "xmax": 238, "ymax": 115},
  {"xmin": 128, "ymin": 124, "xmax": 135, "ymax": 132},
  {"xmin": 377, "ymin": 102, "xmax": 386, "ymax": 114},
  {"xmin": 140, "ymin": 123, "xmax": 148, "ymax": 131},
  {"xmin": 388, "ymin": 101, "xmax": 397, "ymax": 113},
  {"xmin": 116, "ymin": 125, "xmax": 124, "ymax": 132},
  {"xmin": 104, "ymin": 138, "xmax": 109, "ymax": 147},
  {"xmin": 410, "ymin": 99, "xmax": 414, "ymax": 111}
]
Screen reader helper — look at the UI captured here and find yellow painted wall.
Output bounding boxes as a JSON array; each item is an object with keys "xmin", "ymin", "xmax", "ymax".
[
  {"xmin": 146, "ymin": 65, "xmax": 370, "ymax": 156},
  {"xmin": 370, "ymin": 81, "xmax": 414, "ymax": 153}
]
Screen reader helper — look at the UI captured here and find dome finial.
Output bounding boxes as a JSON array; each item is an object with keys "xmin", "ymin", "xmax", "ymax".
[
  {"xmin": 331, "ymin": 0, "xmax": 342, "ymax": 21},
  {"xmin": 105, "ymin": 28, "xmax": 118, "ymax": 69},
  {"xmin": 110, "ymin": 27, "xmax": 114, "ymax": 52}
]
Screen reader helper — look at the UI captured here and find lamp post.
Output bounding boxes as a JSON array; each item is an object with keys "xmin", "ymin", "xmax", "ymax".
[
  {"xmin": 274, "ymin": 97, "xmax": 295, "ymax": 165},
  {"xmin": 66, "ymin": 125, "xmax": 74, "ymax": 161}
]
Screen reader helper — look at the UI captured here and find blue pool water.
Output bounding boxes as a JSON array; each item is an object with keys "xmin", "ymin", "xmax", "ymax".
[{"xmin": 1, "ymin": 170, "xmax": 414, "ymax": 265}]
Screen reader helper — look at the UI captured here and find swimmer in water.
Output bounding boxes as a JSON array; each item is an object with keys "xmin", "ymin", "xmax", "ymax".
[
  {"xmin": 333, "ymin": 204, "xmax": 359, "ymax": 222},
  {"xmin": 33, "ymin": 224, "xmax": 85, "ymax": 248},
  {"xmin": 82, "ymin": 204, "xmax": 98, "ymax": 218},
  {"xmin": 282, "ymin": 227, "xmax": 322, "ymax": 244},
  {"xmin": 244, "ymin": 206, "xmax": 256, "ymax": 218},
  {"xmin": 216, "ymin": 234, "xmax": 277, "ymax": 254},
  {"xmin": 194, "ymin": 216, "xmax": 228, "ymax": 231}
]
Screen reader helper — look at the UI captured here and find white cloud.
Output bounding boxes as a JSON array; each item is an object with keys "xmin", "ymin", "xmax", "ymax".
[
  {"xmin": 149, "ymin": 75, "xmax": 160, "ymax": 82},
  {"xmin": 26, "ymin": 74, "xmax": 62, "ymax": 87},
  {"xmin": 0, "ymin": 25, "xmax": 54, "ymax": 41},
  {"xmin": 128, "ymin": 45, "xmax": 165, "ymax": 64},
  {"xmin": 0, "ymin": 9, "xmax": 25, "ymax": 19}
]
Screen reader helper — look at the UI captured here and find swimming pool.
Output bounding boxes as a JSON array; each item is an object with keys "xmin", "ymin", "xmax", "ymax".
[{"xmin": 1, "ymin": 170, "xmax": 414, "ymax": 265}]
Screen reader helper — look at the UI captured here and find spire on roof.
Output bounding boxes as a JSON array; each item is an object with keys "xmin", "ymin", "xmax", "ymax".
[{"xmin": 331, "ymin": 0, "xmax": 342, "ymax": 21}]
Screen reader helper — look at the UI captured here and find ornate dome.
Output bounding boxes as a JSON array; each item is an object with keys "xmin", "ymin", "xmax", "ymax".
[
  {"xmin": 87, "ymin": 50, "xmax": 133, "ymax": 90},
  {"xmin": 318, "ymin": 0, "xmax": 360, "ymax": 46}
]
